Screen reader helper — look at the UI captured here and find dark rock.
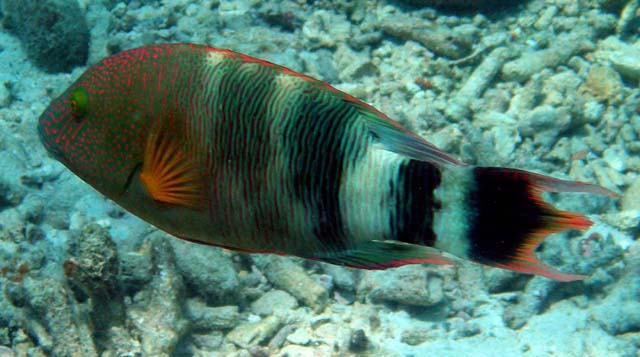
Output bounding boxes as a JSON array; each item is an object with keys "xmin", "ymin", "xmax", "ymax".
[
  {"xmin": 170, "ymin": 239, "xmax": 239, "ymax": 305},
  {"xmin": 2, "ymin": 0, "xmax": 89, "ymax": 73},
  {"xmin": 348, "ymin": 329, "xmax": 368, "ymax": 352}
]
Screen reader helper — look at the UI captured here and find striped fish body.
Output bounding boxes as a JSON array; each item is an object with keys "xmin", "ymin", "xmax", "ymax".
[{"xmin": 38, "ymin": 44, "xmax": 615, "ymax": 281}]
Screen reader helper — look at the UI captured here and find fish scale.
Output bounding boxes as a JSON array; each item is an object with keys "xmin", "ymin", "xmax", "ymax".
[{"xmin": 38, "ymin": 43, "xmax": 617, "ymax": 282}]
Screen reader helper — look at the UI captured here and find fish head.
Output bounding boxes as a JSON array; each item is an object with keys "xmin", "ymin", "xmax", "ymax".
[{"xmin": 37, "ymin": 54, "xmax": 151, "ymax": 198}]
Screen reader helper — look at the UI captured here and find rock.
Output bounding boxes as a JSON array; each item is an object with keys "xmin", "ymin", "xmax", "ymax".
[
  {"xmin": 603, "ymin": 146, "xmax": 627, "ymax": 172},
  {"xmin": 170, "ymin": 239, "xmax": 239, "ymax": 305},
  {"xmin": 298, "ymin": 49, "xmax": 339, "ymax": 83},
  {"xmin": 0, "ymin": 83, "xmax": 11, "ymax": 108},
  {"xmin": 622, "ymin": 178, "xmax": 640, "ymax": 211},
  {"xmin": 279, "ymin": 344, "xmax": 332, "ymax": 356},
  {"xmin": 594, "ymin": 36, "xmax": 640, "ymax": 81},
  {"xmin": 503, "ymin": 278, "xmax": 557, "ymax": 329},
  {"xmin": 0, "ymin": 151, "xmax": 27, "ymax": 209},
  {"xmin": 257, "ymin": 1, "xmax": 303, "ymax": 32},
  {"xmin": 118, "ymin": 251, "xmax": 153, "ymax": 292},
  {"xmin": 2, "ymin": 0, "xmax": 89, "ymax": 72},
  {"xmin": 268, "ymin": 325, "xmax": 296, "ymax": 349},
  {"xmin": 502, "ymin": 32, "xmax": 593, "ymax": 82},
  {"xmin": 190, "ymin": 331, "xmax": 224, "ymax": 351},
  {"xmin": 67, "ymin": 223, "xmax": 120, "ymax": 297},
  {"xmin": 128, "ymin": 236, "xmax": 188, "ymax": 355},
  {"xmin": 583, "ymin": 100, "xmax": 605, "ymax": 124},
  {"xmin": 446, "ymin": 47, "xmax": 512, "ymax": 121},
  {"xmin": 252, "ymin": 256, "xmax": 328, "ymax": 312},
  {"xmin": 66, "ymin": 223, "xmax": 125, "ymax": 333},
  {"xmin": 488, "ymin": 124, "xmax": 521, "ymax": 163},
  {"xmin": 286, "ymin": 327, "xmax": 312, "ymax": 345},
  {"xmin": 602, "ymin": 210, "xmax": 640, "ymax": 232},
  {"xmin": 348, "ymin": 329, "xmax": 368, "ymax": 352},
  {"xmin": 592, "ymin": 159, "xmax": 626, "ymax": 189},
  {"xmin": 22, "ymin": 277, "xmax": 97, "ymax": 356},
  {"xmin": 226, "ymin": 316, "xmax": 281, "ymax": 348},
  {"xmin": 302, "ymin": 10, "xmax": 351, "ymax": 49},
  {"xmin": 380, "ymin": 16, "xmax": 471, "ymax": 59},
  {"xmin": 185, "ymin": 299, "xmax": 239, "ymax": 331},
  {"xmin": 583, "ymin": 63, "xmax": 624, "ymax": 104},
  {"xmin": 544, "ymin": 137, "xmax": 571, "ymax": 164},
  {"xmin": 449, "ymin": 318, "xmax": 482, "ymax": 339},
  {"xmin": 616, "ymin": 0, "xmax": 640, "ymax": 34},
  {"xmin": 250, "ymin": 290, "xmax": 298, "ymax": 317},
  {"xmin": 401, "ymin": 327, "xmax": 430, "ymax": 346},
  {"xmin": 517, "ymin": 104, "xmax": 571, "ymax": 148},
  {"xmin": 394, "ymin": 0, "xmax": 524, "ymax": 9},
  {"xmin": 321, "ymin": 264, "xmax": 356, "ymax": 292},
  {"xmin": 362, "ymin": 265, "xmax": 444, "ymax": 307},
  {"xmin": 0, "ymin": 346, "xmax": 14, "ymax": 357},
  {"xmin": 592, "ymin": 272, "xmax": 640, "ymax": 335},
  {"xmin": 485, "ymin": 269, "xmax": 528, "ymax": 293},
  {"xmin": 333, "ymin": 44, "xmax": 376, "ymax": 82}
]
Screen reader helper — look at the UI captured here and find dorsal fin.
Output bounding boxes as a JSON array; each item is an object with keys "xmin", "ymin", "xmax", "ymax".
[
  {"xmin": 231, "ymin": 46, "xmax": 461, "ymax": 166},
  {"xmin": 350, "ymin": 100, "xmax": 462, "ymax": 166}
]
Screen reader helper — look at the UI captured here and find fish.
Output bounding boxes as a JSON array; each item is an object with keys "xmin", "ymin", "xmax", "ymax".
[{"xmin": 37, "ymin": 44, "xmax": 617, "ymax": 282}]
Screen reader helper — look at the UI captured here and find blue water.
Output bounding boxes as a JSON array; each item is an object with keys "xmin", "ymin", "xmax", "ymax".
[{"xmin": 0, "ymin": 0, "xmax": 638, "ymax": 356}]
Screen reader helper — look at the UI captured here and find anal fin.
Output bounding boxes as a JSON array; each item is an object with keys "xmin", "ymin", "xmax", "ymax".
[{"xmin": 313, "ymin": 240, "xmax": 453, "ymax": 270}]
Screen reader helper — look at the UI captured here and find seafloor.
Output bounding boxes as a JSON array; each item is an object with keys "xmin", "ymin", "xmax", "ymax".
[{"xmin": 0, "ymin": 0, "xmax": 639, "ymax": 356}]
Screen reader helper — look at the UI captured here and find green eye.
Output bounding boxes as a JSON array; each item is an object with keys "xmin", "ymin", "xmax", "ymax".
[{"xmin": 70, "ymin": 87, "xmax": 89, "ymax": 120}]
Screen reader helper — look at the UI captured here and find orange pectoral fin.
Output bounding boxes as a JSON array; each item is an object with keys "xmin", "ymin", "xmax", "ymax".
[{"xmin": 139, "ymin": 122, "xmax": 207, "ymax": 210}]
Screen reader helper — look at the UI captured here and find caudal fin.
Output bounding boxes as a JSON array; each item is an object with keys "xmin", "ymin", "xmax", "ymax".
[{"xmin": 467, "ymin": 167, "xmax": 617, "ymax": 282}]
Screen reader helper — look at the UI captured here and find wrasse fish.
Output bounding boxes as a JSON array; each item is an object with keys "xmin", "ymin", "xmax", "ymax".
[{"xmin": 38, "ymin": 44, "xmax": 616, "ymax": 282}]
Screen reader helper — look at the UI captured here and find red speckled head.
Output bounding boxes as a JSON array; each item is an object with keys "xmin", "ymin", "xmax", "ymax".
[{"xmin": 37, "ymin": 45, "xmax": 180, "ymax": 197}]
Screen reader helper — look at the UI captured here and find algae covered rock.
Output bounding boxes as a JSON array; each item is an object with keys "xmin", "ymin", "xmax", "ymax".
[
  {"xmin": 170, "ymin": 239, "xmax": 240, "ymax": 305},
  {"xmin": 394, "ymin": 0, "xmax": 525, "ymax": 9},
  {"xmin": 360, "ymin": 265, "xmax": 445, "ymax": 307},
  {"xmin": 2, "ymin": 0, "xmax": 89, "ymax": 73},
  {"xmin": 252, "ymin": 256, "xmax": 328, "ymax": 312},
  {"xmin": 128, "ymin": 235, "xmax": 188, "ymax": 355}
]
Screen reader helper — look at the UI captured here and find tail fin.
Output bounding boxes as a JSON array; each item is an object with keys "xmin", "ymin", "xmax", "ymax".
[{"xmin": 467, "ymin": 167, "xmax": 617, "ymax": 282}]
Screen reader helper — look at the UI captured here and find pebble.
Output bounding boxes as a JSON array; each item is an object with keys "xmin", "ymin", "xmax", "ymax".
[
  {"xmin": 302, "ymin": 10, "xmax": 351, "ymax": 49},
  {"xmin": 446, "ymin": 47, "xmax": 512, "ymax": 121},
  {"xmin": 348, "ymin": 329, "xmax": 368, "ymax": 352},
  {"xmin": 279, "ymin": 344, "xmax": 332, "ymax": 356},
  {"xmin": 583, "ymin": 100, "xmax": 605, "ymax": 124},
  {"xmin": 170, "ymin": 240, "xmax": 239, "ymax": 305},
  {"xmin": 380, "ymin": 16, "xmax": 470, "ymax": 59},
  {"xmin": 286, "ymin": 327, "xmax": 312, "ymax": 345},
  {"xmin": 603, "ymin": 146, "xmax": 627, "ymax": 172},
  {"xmin": 401, "ymin": 327, "xmax": 430, "ymax": 346},
  {"xmin": 250, "ymin": 290, "xmax": 298, "ymax": 317},
  {"xmin": 502, "ymin": 32, "xmax": 593, "ymax": 82},
  {"xmin": 185, "ymin": 300, "xmax": 240, "ymax": 331},
  {"xmin": 252, "ymin": 256, "xmax": 328, "ymax": 312},
  {"xmin": 321, "ymin": 264, "xmax": 356, "ymax": 292},
  {"xmin": 226, "ymin": 316, "xmax": 281, "ymax": 348},
  {"xmin": 364, "ymin": 266, "xmax": 444, "ymax": 307}
]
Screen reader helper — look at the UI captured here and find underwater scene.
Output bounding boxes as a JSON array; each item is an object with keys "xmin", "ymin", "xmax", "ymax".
[{"xmin": 0, "ymin": 0, "xmax": 639, "ymax": 356}]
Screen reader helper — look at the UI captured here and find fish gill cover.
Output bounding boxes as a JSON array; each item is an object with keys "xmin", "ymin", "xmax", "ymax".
[{"xmin": 0, "ymin": 0, "xmax": 638, "ymax": 356}]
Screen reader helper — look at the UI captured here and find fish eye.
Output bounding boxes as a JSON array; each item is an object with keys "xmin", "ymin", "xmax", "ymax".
[{"xmin": 70, "ymin": 87, "xmax": 89, "ymax": 122}]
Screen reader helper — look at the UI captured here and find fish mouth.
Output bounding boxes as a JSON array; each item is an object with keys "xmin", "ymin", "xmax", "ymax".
[
  {"xmin": 37, "ymin": 121, "xmax": 65, "ymax": 161},
  {"xmin": 120, "ymin": 162, "xmax": 142, "ymax": 196}
]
